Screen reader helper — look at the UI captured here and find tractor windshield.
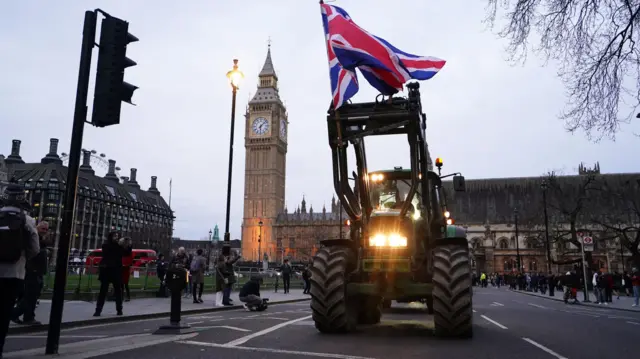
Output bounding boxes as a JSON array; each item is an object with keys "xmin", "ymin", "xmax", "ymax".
[{"xmin": 369, "ymin": 178, "xmax": 421, "ymax": 218}]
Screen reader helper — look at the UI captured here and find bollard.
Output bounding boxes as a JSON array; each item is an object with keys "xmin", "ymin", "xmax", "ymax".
[{"xmin": 154, "ymin": 266, "xmax": 194, "ymax": 335}]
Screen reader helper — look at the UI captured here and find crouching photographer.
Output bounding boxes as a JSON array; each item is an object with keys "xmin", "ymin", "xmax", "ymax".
[{"xmin": 239, "ymin": 275, "xmax": 264, "ymax": 310}]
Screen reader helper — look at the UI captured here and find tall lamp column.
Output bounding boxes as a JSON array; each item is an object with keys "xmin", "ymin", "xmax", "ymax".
[
  {"xmin": 514, "ymin": 208, "xmax": 522, "ymax": 272},
  {"xmin": 541, "ymin": 181, "xmax": 552, "ymax": 273},
  {"xmin": 222, "ymin": 59, "xmax": 244, "ymax": 255},
  {"xmin": 258, "ymin": 220, "xmax": 263, "ymax": 263}
]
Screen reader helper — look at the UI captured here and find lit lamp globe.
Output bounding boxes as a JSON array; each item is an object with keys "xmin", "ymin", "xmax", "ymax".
[{"xmin": 226, "ymin": 59, "xmax": 244, "ymax": 89}]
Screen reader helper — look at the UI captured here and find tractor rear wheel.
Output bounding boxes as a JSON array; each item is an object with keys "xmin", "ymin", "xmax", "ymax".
[
  {"xmin": 309, "ymin": 246, "xmax": 357, "ymax": 333},
  {"xmin": 432, "ymin": 244, "xmax": 473, "ymax": 338}
]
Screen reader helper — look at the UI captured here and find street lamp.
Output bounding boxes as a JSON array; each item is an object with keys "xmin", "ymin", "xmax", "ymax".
[
  {"xmin": 514, "ymin": 208, "xmax": 522, "ymax": 272},
  {"xmin": 222, "ymin": 59, "xmax": 244, "ymax": 256},
  {"xmin": 258, "ymin": 220, "xmax": 263, "ymax": 263},
  {"xmin": 207, "ymin": 229, "xmax": 213, "ymax": 269},
  {"xmin": 540, "ymin": 181, "xmax": 552, "ymax": 273}
]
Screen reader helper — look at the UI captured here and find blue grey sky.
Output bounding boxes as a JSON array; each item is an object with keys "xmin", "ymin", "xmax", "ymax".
[{"xmin": 1, "ymin": 0, "xmax": 638, "ymax": 241}]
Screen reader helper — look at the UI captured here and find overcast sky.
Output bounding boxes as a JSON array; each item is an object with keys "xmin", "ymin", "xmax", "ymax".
[{"xmin": 1, "ymin": 0, "xmax": 638, "ymax": 241}]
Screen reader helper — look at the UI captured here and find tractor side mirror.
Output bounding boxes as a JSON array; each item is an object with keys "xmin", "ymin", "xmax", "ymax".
[{"xmin": 453, "ymin": 175, "xmax": 466, "ymax": 192}]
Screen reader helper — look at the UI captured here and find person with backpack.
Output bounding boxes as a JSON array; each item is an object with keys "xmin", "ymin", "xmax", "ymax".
[
  {"xmin": 0, "ymin": 182, "xmax": 40, "ymax": 357},
  {"xmin": 190, "ymin": 249, "xmax": 206, "ymax": 303}
]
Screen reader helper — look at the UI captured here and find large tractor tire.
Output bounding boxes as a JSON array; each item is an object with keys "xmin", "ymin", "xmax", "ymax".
[
  {"xmin": 309, "ymin": 246, "xmax": 357, "ymax": 333},
  {"xmin": 432, "ymin": 244, "xmax": 473, "ymax": 338}
]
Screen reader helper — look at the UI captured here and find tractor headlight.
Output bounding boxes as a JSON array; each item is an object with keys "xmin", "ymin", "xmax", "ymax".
[{"xmin": 368, "ymin": 233, "xmax": 408, "ymax": 247}]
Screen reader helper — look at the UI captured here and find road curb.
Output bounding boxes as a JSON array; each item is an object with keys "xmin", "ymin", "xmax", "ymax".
[
  {"xmin": 509, "ymin": 289, "xmax": 639, "ymax": 313},
  {"xmin": 8, "ymin": 297, "xmax": 311, "ymax": 335}
]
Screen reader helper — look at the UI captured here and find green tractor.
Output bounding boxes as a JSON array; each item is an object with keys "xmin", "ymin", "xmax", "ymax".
[{"xmin": 309, "ymin": 82, "xmax": 473, "ymax": 338}]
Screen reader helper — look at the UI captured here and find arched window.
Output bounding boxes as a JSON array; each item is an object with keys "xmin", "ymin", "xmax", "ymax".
[
  {"xmin": 471, "ymin": 237, "xmax": 481, "ymax": 249},
  {"xmin": 499, "ymin": 239, "xmax": 509, "ymax": 249},
  {"xmin": 529, "ymin": 260, "xmax": 538, "ymax": 272}
]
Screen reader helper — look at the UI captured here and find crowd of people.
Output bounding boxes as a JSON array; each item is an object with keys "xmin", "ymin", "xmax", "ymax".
[{"xmin": 474, "ymin": 267, "xmax": 640, "ymax": 306}]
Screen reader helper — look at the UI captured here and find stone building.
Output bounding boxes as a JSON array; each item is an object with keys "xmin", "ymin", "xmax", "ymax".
[
  {"xmin": 448, "ymin": 163, "xmax": 639, "ymax": 274},
  {"xmin": 1, "ymin": 138, "xmax": 174, "ymax": 257}
]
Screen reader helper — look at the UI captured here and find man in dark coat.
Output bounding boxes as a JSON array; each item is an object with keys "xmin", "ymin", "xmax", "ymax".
[{"xmin": 93, "ymin": 232, "xmax": 132, "ymax": 316}]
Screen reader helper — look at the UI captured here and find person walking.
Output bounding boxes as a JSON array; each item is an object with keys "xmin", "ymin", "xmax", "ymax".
[
  {"xmin": 632, "ymin": 267, "xmax": 640, "ymax": 307},
  {"xmin": 11, "ymin": 221, "xmax": 49, "ymax": 325},
  {"xmin": 0, "ymin": 182, "xmax": 40, "ymax": 357},
  {"xmin": 190, "ymin": 249, "xmax": 206, "ymax": 303},
  {"xmin": 280, "ymin": 259, "xmax": 292, "ymax": 294},
  {"xmin": 121, "ymin": 237, "xmax": 133, "ymax": 302},
  {"xmin": 94, "ymin": 232, "xmax": 132, "ymax": 317}
]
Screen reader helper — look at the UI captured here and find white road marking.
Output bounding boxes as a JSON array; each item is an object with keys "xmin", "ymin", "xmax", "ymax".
[
  {"xmin": 259, "ymin": 316, "xmax": 291, "ymax": 321},
  {"xmin": 7, "ymin": 334, "xmax": 106, "ymax": 339},
  {"xmin": 480, "ymin": 315, "xmax": 508, "ymax": 329},
  {"xmin": 192, "ymin": 325, "xmax": 250, "ymax": 332},
  {"xmin": 179, "ymin": 341, "xmax": 377, "ymax": 359},
  {"xmin": 224, "ymin": 315, "xmax": 312, "ymax": 346},
  {"xmin": 522, "ymin": 337, "xmax": 569, "ymax": 359},
  {"xmin": 187, "ymin": 321, "xmax": 204, "ymax": 325},
  {"xmin": 607, "ymin": 315, "xmax": 634, "ymax": 320},
  {"xmin": 527, "ymin": 303, "xmax": 547, "ymax": 309},
  {"xmin": 627, "ymin": 321, "xmax": 640, "ymax": 325},
  {"xmin": 491, "ymin": 302, "xmax": 504, "ymax": 306},
  {"xmin": 293, "ymin": 320, "xmax": 316, "ymax": 326},
  {"xmin": 472, "ymin": 310, "xmax": 477, "ymax": 313}
]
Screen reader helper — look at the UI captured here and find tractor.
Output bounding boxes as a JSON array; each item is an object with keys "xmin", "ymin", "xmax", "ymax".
[{"xmin": 309, "ymin": 82, "xmax": 473, "ymax": 338}]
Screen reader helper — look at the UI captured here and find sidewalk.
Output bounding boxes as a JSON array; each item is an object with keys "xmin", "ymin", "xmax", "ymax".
[
  {"xmin": 9, "ymin": 289, "xmax": 310, "ymax": 334},
  {"xmin": 510, "ymin": 288, "xmax": 639, "ymax": 312}
]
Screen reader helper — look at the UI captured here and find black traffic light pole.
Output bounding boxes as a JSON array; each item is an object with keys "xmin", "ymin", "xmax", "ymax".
[
  {"xmin": 45, "ymin": 10, "xmax": 96, "ymax": 354},
  {"xmin": 46, "ymin": 9, "xmax": 138, "ymax": 354}
]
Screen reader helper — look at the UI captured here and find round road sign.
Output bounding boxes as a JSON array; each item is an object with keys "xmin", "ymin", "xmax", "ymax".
[{"xmin": 582, "ymin": 236, "xmax": 593, "ymax": 244}]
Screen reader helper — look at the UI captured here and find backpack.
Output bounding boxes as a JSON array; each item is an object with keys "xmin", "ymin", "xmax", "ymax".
[
  {"xmin": 0, "ymin": 210, "xmax": 27, "ymax": 263},
  {"xmin": 190, "ymin": 257, "xmax": 201, "ymax": 272}
]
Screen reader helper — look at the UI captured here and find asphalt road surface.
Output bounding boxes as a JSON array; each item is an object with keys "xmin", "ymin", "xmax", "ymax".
[{"xmin": 5, "ymin": 288, "xmax": 639, "ymax": 359}]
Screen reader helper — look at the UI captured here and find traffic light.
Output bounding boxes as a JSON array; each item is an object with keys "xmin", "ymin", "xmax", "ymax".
[{"xmin": 91, "ymin": 16, "xmax": 138, "ymax": 127}]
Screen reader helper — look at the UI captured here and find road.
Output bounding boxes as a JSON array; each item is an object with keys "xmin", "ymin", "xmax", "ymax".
[{"xmin": 4, "ymin": 288, "xmax": 639, "ymax": 359}]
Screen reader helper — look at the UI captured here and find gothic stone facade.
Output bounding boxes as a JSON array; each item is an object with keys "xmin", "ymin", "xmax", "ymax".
[{"xmin": 1, "ymin": 138, "xmax": 174, "ymax": 258}]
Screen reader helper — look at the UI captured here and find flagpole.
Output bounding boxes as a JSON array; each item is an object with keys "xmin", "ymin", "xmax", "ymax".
[{"xmin": 168, "ymin": 178, "xmax": 173, "ymax": 207}]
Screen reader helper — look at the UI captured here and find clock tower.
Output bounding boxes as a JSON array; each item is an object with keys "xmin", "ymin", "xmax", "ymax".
[{"xmin": 241, "ymin": 45, "xmax": 288, "ymax": 261}]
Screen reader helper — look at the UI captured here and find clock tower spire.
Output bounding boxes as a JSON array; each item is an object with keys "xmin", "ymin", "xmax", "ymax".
[{"xmin": 241, "ymin": 42, "xmax": 288, "ymax": 261}]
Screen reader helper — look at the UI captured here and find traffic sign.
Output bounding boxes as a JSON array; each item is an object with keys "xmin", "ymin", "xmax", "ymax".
[{"xmin": 582, "ymin": 236, "xmax": 594, "ymax": 252}]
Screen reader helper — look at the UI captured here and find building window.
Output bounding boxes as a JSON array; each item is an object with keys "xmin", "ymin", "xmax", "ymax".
[
  {"xmin": 499, "ymin": 239, "xmax": 508, "ymax": 249},
  {"xmin": 504, "ymin": 259, "xmax": 516, "ymax": 271},
  {"xmin": 289, "ymin": 237, "xmax": 295, "ymax": 249},
  {"xmin": 529, "ymin": 260, "xmax": 538, "ymax": 272}
]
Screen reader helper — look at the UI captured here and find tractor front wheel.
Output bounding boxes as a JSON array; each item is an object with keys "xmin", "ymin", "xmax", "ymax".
[
  {"xmin": 309, "ymin": 246, "xmax": 357, "ymax": 333},
  {"xmin": 432, "ymin": 243, "xmax": 473, "ymax": 338}
]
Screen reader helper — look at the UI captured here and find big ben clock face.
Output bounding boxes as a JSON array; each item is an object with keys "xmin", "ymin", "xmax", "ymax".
[
  {"xmin": 279, "ymin": 119, "xmax": 287, "ymax": 139},
  {"xmin": 252, "ymin": 117, "xmax": 269, "ymax": 135}
]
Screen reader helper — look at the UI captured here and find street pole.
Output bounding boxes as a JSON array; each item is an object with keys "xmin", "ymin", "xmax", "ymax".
[
  {"xmin": 620, "ymin": 240, "xmax": 625, "ymax": 273},
  {"xmin": 579, "ymin": 233, "xmax": 590, "ymax": 302},
  {"xmin": 541, "ymin": 182, "xmax": 552, "ymax": 273},
  {"xmin": 46, "ymin": 11, "xmax": 96, "ymax": 355},
  {"xmin": 206, "ymin": 229, "xmax": 212, "ymax": 269},
  {"xmin": 258, "ymin": 221, "xmax": 262, "ymax": 264},
  {"xmin": 514, "ymin": 208, "xmax": 521, "ymax": 272},
  {"xmin": 223, "ymin": 59, "xmax": 243, "ymax": 256}
]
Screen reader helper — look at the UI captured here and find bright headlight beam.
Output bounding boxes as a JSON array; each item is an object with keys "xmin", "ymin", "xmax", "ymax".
[{"xmin": 368, "ymin": 233, "xmax": 408, "ymax": 247}]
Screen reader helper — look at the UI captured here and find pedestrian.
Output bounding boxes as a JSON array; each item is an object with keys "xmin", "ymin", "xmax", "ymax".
[
  {"xmin": 302, "ymin": 263, "xmax": 311, "ymax": 294},
  {"xmin": 632, "ymin": 267, "xmax": 640, "ymax": 307},
  {"xmin": 280, "ymin": 259, "xmax": 292, "ymax": 294},
  {"xmin": 239, "ymin": 275, "xmax": 264, "ymax": 310},
  {"xmin": 156, "ymin": 254, "xmax": 168, "ymax": 297},
  {"xmin": 11, "ymin": 221, "xmax": 50, "ymax": 325},
  {"xmin": 183, "ymin": 253, "xmax": 193, "ymax": 298},
  {"xmin": 93, "ymin": 232, "xmax": 132, "ymax": 317},
  {"xmin": 121, "ymin": 237, "xmax": 133, "ymax": 302},
  {"xmin": 190, "ymin": 249, "xmax": 206, "ymax": 303},
  {"xmin": 0, "ymin": 181, "xmax": 40, "ymax": 357},
  {"xmin": 216, "ymin": 252, "xmax": 240, "ymax": 305}
]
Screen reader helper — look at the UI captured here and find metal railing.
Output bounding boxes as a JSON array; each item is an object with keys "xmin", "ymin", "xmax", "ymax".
[{"xmin": 43, "ymin": 264, "xmax": 306, "ymax": 293}]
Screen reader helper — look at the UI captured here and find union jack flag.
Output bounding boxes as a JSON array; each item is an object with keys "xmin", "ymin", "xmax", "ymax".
[{"xmin": 320, "ymin": 3, "xmax": 446, "ymax": 109}]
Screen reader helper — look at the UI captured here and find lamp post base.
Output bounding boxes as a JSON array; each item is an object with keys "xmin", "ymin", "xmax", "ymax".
[{"xmin": 153, "ymin": 322, "xmax": 194, "ymax": 335}]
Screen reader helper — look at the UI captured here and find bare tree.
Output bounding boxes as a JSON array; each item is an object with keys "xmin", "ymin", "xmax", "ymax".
[
  {"xmin": 591, "ymin": 176, "xmax": 640, "ymax": 268},
  {"xmin": 520, "ymin": 171, "xmax": 601, "ymax": 266},
  {"xmin": 485, "ymin": 0, "xmax": 640, "ymax": 140}
]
